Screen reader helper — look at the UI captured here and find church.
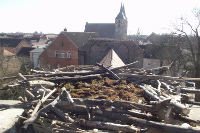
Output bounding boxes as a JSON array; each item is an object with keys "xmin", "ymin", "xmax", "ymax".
[{"xmin": 84, "ymin": 4, "xmax": 128, "ymax": 40}]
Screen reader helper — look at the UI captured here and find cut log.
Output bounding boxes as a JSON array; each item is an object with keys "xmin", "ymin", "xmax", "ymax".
[
  {"xmin": 51, "ymin": 107, "xmax": 74, "ymax": 123},
  {"xmin": 44, "ymin": 70, "xmax": 104, "ymax": 77},
  {"xmin": 18, "ymin": 73, "xmax": 27, "ymax": 80},
  {"xmin": 96, "ymin": 62, "xmax": 120, "ymax": 80},
  {"xmin": 170, "ymin": 100, "xmax": 190, "ymax": 115},
  {"xmin": 180, "ymin": 88, "xmax": 200, "ymax": 94},
  {"xmin": 139, "ymin": 85, "xmax": 161, "ymax": 101},
  {"xmin": 26, "ymin": 80, "xmax": 55, "ymax": 88},
  {"xmin": 145, "ymin": 65, "xmax": 170, "ymax": 75},
  {"xmin": 78, "ymin": 119, "xmax": 140, "ymax": 133},
  {"xmin": 25, "ymin": 89, "xmax": 35, "ymax": 101},
  {"xmin": 58, "ymin": 98, "xmax": 155, "ymax": 113},
  {"xmin": 93, "ymin": 109, "xmax": 200, "ymax": 133}
]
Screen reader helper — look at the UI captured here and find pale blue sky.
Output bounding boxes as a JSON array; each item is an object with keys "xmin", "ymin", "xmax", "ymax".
[{"xmin": 0, "ymin": 0, "xmax": 199, "ymax": 35}]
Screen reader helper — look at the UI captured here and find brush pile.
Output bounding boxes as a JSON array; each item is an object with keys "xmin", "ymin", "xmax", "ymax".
[{"xmin": 1, "ymin": 62, "xmax": 200, "ymax": 133}]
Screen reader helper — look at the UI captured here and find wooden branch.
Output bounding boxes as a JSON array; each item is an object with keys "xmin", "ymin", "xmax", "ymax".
[
  {"xmin": 30, "ymin": 88, "xmax": 57, "ymax": 117},
  {"xmin": 145, "ymin": 65, "xmax": 170, "ymax": 75},
  {"xmin": 157, "ymin": 80, "xmax": 161, "ymax": 95},
  {"xmin": 93, "ymin": 109, "xmax": 200, "ymax": 133},
  {"xmin": 23, "ymin": 90, "xmax": 61, "ymax": 125},
  {"xmin": 139, "ymin": 85, "xmax": 160, "ymax": 101},
  {"xmin": 78, "ymin": 119, "xmax": 140, "ymax": 133},
  {"xmin": 51, "ymin": 107, "xmax": 74, "ymax": 123},
  {"xmin": 58, "ymin": 98, "xmax": 154, "ymax": 113},
  {"xmin": 46, "ymin": 74, "xmax": 108, "ymax": 83},
  {"xmin": 26, "ymin": 80, "xmax": 55, "ymax": 88},
  {"xmin": 180, "ymin": 88, "xmax": 200, "ymax": 94},
  {"xmin": 110, "ymin": 107, "xmax": 157, "ymax": 121},
  {"xmin": 96, "ymin": 62, "xmax": 120, "ymax": 80},
  {"xmin": 18, "ymin": 73, "xmax": 27, "ymax": 80},
  {"xmin": 25, "ymin": 89, "xmax": 35, "ymax": 101},
  {"xmin": 44, "ymin": 70, "xmax": 104, "ymax": 77},
  {"xmin": 170, "ymin": 100, "xmax": 190, "ymax": 115}
]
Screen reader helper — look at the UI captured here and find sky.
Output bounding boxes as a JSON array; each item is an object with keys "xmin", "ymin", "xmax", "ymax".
[{"xmin": 0, "ymin": 0, "xmax": 200, "ymax": 35}]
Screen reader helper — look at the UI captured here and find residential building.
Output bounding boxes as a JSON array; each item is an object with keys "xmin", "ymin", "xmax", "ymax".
[
  {"xmin": 0, "ymin": 38, "xmax": 31, "ymax": 56},
  {"xmin": 39, "ymin": 30, "xmax": 99, "ymax": 70}
]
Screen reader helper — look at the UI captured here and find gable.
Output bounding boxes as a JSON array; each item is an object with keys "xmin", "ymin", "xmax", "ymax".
[
  {"xmin": 84, "ymin": 23, "xmax": 115, "ymax": 38},
  {"xmin": 99, "ymin": 48, "xmax": 125, "ymax": 68}
]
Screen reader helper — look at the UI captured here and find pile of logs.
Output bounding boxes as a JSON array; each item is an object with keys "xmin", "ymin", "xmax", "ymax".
[{"xmin": 1, "ymin": 62, "xmax": 200, "ymax": 133}]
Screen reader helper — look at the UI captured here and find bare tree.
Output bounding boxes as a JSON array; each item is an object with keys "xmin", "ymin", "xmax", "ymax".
[
  {"xmin": 145, "ymin": 33, "xmax": 187, "ymax": 77},
  {"xmin": 173, "ymin": 8, "xmax": 200, "ymax": 101}
]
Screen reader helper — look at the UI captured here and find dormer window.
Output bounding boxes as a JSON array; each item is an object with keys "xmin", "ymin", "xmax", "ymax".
[{"xmin": 67, "ymin": 52, "xmax": 71, "ymax": 58}]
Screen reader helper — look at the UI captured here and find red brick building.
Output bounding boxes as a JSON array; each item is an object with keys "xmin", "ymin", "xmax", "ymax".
[
  {"xmin": 80, "ymin": 38, "xmax": 144, "ymax": 68},
  {"xmin": 39, "ymin": 30, "xmax": 99, "ymax": 70}
]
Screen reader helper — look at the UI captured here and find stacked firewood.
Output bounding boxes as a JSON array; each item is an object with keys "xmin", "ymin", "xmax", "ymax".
[{"xmin": 1, "ymin": 62, "xmax": 200, "ymax": 133}]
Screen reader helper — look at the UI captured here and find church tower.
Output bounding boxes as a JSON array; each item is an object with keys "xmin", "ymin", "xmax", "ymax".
[{"xmin": 115, "ymin": 3, "xmax": 128, "ymax": 40}]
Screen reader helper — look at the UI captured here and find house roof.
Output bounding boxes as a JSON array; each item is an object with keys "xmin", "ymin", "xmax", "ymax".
[
  {"xmin": 144, "ymin": 32, "xmax": 160, "ymax": 43},
  {"xmin": 62, "ymin": 32, "xmax": 99, "ymax": 48},
  {"xmin": 17, "ymin": 47, "xmax": 35, "ymax": 56},
  {"xmin": 30, "ymin": 48, "xmax": 44, "ymax": 53},
  {"xmin": 99, "ymin": 48, "xmax": 125, "ymax": 69},
  {"xmin": 2, "ymin": 49, "xmax": 15, "ymax": 56},
  {"xmin": 0, "ymin": 38, "xmax": 24, "ymax": 47},
  {"xmin": 24, "ymin": 37, "xmax": 40, "ymax": 43},
  {"xmin": 84, "ymin": 23, "xmax": 115, "ymax": 38}
]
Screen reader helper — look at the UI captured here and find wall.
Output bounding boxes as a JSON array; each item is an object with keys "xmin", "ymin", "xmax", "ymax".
[{"xmin": 81, "ymin": 39, "xmax": 143, "ymax": 68}]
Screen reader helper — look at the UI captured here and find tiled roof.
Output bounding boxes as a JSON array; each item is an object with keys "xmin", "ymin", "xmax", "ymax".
[
  {"xmin": 24, "ymin": 37, "xmax": 40, "ymax": 43},
  {"xmin": 62, "ymin": 32, "xmax": 99, "ymax": 48},
  {"xmin": 3, "ymin": 49, "xmax": 15, "ymax": 56},
  {"xmin": 30, "ymin": 48, "xmax": 44, "ymax": 53},
  {"xmin": 17, "ymin": 47, "xmax": 35, "ymax": 56},
  {"xmin": 84, "ymin": 23, "xmax": 115, "ymax": 38},
  {"xmin": 0, "ymin": 38, "xmax": 23, "ymax": 47}
]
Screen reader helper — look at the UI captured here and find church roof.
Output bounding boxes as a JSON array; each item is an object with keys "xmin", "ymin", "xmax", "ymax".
[
  {"xmin": 84, "ymin": 23, "xmax": 115, "ymax": 38},
  {"xmin": 115, "ymin": 3, "xmax": 127, "ymax": 19},
  {"xmin": 99, "ymin": 48, "xmax": 125, "ymax": 69}
]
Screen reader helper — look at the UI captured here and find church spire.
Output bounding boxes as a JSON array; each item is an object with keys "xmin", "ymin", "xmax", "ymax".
[
  {"xmin": 116, "ymin": 3, "xmax": 127, "ymax": 20},
  {"xmin": 122, "ymin": 4, "xmax": 127, "ymax": 19}
]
